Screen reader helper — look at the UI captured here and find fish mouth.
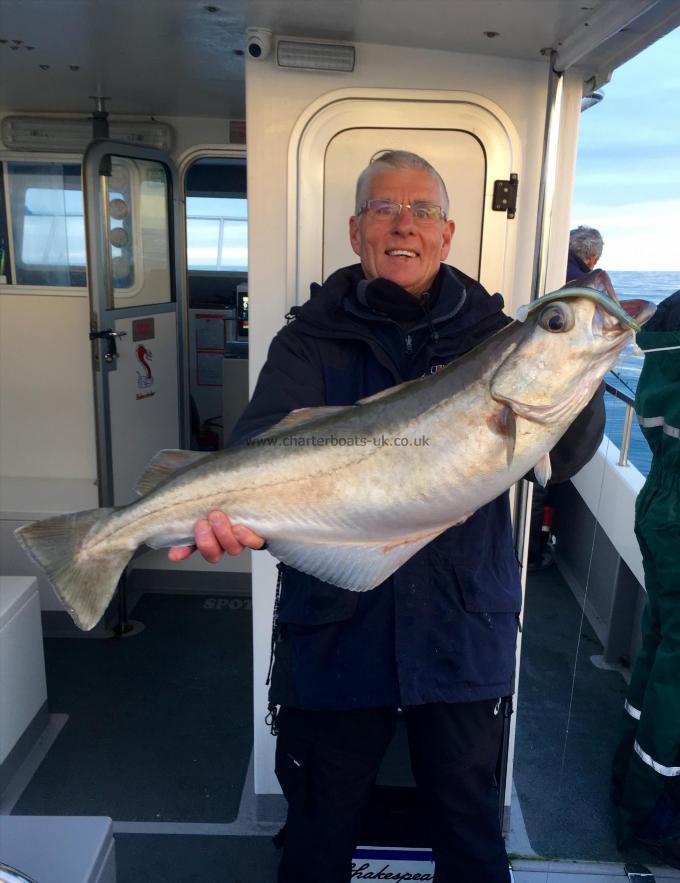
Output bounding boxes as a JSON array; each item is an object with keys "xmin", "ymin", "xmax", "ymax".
[
  {"xmin": 595, "ymin": 298, "xmax": 657, "ymax": 347},
  {"xmin": 618, "ymin": 298, "xmax": 657, "ymax": 327}
]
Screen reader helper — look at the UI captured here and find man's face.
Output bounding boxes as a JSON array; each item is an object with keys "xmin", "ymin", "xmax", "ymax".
[{"xmin": 349, "ymin": 168, "xmax": 455, "ymax": 297}]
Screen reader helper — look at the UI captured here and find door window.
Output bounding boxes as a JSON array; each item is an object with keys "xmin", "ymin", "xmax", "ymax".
[{"xmin": 105, "ymin": 157, "xmax": 173, "ymax": 309}]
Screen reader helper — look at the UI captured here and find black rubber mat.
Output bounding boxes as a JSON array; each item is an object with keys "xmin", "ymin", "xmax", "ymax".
[{"xmin": 13, "ymin": 592, "xmax": 253, "ymax": 823}]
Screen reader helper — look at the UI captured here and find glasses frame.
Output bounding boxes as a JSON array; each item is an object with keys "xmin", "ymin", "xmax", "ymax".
[{"xmin": 358, "ymin": 198, "xmax": 447, "ymax": 223}]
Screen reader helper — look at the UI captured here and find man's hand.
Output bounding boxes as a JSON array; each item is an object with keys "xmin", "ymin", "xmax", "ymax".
[{"xmin": 168, "ymin": 511, "xmax": 266, "ymax": 564}]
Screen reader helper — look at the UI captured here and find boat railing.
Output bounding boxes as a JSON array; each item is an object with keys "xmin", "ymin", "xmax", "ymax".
[{"xmin": 604, "ymin": 380, "xmax": 636, "ymax": 467}]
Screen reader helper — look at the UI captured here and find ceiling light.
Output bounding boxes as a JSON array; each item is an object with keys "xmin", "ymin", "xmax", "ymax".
[{"xmin": 1, "ymin": 116, "xmax": 173, "ymax": 152}]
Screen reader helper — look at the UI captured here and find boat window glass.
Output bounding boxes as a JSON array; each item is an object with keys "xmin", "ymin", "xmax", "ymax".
[
  {"xmin": 186, "ymin": 196, "xmax": 248, "ymax": 271},
  {"xmin": 6, "ymin": 161, "xmax": 86, "ymax": 287}
]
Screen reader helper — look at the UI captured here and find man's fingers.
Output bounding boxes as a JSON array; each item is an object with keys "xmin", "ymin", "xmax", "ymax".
[
  {"xmin": 205, "ymin": 511, "xmax": 243, "ymax": 556},
  {"xmin": 195, "ymin": 516, "xmax": 229, "ymax": 562},
  {"xmin": 168, "ymin": 544, "xmax": 196, "ymax": 561},
  {"xmin": 232, "ymin": 523, "xmax": 267, "ymax": 550},
  {"xmin": 168, "ymin": 512, "xmax": 267, "ymax": 565}
]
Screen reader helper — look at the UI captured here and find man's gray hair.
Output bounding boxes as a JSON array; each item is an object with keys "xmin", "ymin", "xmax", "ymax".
[
  {"xmin": 355, "ymin": 150, "xmax": 450, "ymax": 217},
  {"xmin": 569, "ymin": 225, "xmax": 604, "ymax": 262}
]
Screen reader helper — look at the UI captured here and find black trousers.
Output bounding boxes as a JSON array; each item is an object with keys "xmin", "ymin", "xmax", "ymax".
[{"xmin": 274, "ymin": 701, "xmax": 511, "ymax": 883}]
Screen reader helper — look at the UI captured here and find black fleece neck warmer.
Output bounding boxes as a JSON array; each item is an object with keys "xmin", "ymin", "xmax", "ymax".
[{"xmin": 356, "ymin": 268, "xmax": 443, "ymax": 323}]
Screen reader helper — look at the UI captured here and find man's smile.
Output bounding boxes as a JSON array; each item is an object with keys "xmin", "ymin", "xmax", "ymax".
[{"xmin": 386, "ymin": 249, "xmax": 418, "ymax": 258}]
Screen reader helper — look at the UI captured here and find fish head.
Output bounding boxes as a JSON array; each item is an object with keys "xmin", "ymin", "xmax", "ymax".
[{"xmin": 490, "ymin": 288, "xmax": 655, "ymax": 425}]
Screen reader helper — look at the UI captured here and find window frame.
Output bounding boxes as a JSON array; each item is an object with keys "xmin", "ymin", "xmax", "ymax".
[{"xmin": 0, "ymin": 151, "xmax": 88, "ymax": 297}]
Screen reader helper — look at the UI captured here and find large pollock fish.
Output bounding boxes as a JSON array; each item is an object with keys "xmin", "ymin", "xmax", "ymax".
[{"xmin": 16, "ymin": 274, "xmax": 654, "ymax": 630}]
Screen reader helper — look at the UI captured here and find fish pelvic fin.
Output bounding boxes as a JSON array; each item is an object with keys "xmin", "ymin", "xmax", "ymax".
[
  {"xmin": 533, "ymin": 453, "xmax": 552, "ymax": 487},
  {"xmin": 15, "ymin": 508, "xmax": 131, "ymax": 631},
  {"xmin": 136, "ymin": 449, "xmax": 207, "ymax": 496}
]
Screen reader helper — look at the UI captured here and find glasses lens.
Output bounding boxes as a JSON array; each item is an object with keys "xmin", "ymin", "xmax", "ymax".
[
  {"xmin": 365, "ymin": 199, "xmax": 399, "ymax": 219},
  {"xmin": 411, "ymin": 202, "xmax": 444, "ymax": 222}
]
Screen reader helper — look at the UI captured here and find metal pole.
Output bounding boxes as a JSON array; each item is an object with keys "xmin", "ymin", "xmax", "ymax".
[
  {"xmin": 507, "ymin": 49, "xmax": 565, "ymax": 827},
  {"xmin": 619, "ymin": 404, "xmax": 635, "ymax": 466},
  {"xmin": 530, "ymin": 51, "xmax": 564, "ymax": 303}
]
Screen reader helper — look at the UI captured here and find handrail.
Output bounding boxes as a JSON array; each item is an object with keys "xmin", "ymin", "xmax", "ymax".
[{"xmin": 604, "ymin": 380, "xmax": 636, "ymax": 467}]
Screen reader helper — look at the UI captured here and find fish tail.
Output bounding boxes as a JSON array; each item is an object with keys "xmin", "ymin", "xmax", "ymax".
[{"xmin": 14, "ymin": 507, "xmax": 131, "ymax": 631}]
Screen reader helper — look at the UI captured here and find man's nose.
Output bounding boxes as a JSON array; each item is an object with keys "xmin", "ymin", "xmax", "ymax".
[{"xmin": 391, "ymin": 205, "xmax": 417, "ymax": 233}]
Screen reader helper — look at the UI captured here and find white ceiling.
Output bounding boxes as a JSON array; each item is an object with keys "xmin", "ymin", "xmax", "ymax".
[{"xmin": 0, "ymin": 0, "xmax": 678, "ymax": 118}]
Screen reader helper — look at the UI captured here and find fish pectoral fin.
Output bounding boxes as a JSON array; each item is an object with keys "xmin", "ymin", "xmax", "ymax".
[
  {"xmin": 533, "ymin": 452, "xmax": 552, "ymax": 487},
  {"xmin": 136, "ymin": 449, "xmax": 207, "ymax": 496},
  {"xmin": 251, "ymin": 406, "xmax": 351, "ymax": 440},
  {"xmin": 266, "ymin": 529, "xmax": 446, "ymax": 592},
  {"xmin": 487, "ymin": 405, "xmax": 517, "ymax": 467}
]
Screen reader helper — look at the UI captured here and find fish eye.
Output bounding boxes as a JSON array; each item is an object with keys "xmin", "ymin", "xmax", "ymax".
[{"xmin": 538, "ymin": 303, "xmax": 574, "ymax": 333}]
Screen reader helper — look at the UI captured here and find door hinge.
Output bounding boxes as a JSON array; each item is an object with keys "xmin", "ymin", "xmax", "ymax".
[{"xmin": 492, "ymin": 174, "xmax": 518, "ymax": 219}]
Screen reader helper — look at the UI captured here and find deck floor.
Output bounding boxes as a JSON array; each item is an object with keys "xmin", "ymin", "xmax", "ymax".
[{"xmin": 2, "ymin": 581, "xmax": 679, "ymax": 881}]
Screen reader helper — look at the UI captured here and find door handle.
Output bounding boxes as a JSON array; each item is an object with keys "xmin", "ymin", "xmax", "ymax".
[{"xmin": 90, "ymin": 328, "xmax": 127, "ymax": 363}]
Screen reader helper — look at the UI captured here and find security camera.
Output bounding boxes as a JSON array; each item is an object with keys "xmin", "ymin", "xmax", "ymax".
[{"xmin": 246, "ymin": 28, "xmax": 273, "ymax": 60}]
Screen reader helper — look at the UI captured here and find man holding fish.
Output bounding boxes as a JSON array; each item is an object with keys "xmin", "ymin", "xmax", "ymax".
[
  {"xmin": 169, "ymin": 151, "xmax": 610, "ymax": 882},
  {"xmin": 19, "ymin": 148, "xmax": 653, "ymax": 880}
]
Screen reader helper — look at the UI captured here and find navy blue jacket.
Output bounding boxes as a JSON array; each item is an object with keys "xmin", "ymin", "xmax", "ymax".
[
  {"xmin": 566, "ymin": 250, "xmax": 591, "ymax": 283},
  {"xmin": 230, "ymin": 263, "xmax": 604, "ymax": 710}
]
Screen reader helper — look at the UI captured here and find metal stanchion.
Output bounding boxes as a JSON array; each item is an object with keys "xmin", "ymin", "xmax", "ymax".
[{"xmin": 111, "ymin": 566, "xmax": 144, "ymax": 638}]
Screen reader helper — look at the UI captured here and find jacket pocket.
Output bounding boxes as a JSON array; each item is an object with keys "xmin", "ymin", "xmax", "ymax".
[
  {"xmin": 452, "ymin": 559, "xmax": 521, "ymax": 613},
  {"xmin": 428, "ymin": 521, "xmax": 521, "ymax": 614},
  {"xmin": 277, "ymin": 569, "xmax": 359, "ymax": 626}
]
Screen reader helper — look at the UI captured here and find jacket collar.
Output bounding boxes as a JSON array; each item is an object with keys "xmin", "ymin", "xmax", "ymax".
[{"xmin": 288, "ymin": 263, "xmax": 503, "ymax": 338}]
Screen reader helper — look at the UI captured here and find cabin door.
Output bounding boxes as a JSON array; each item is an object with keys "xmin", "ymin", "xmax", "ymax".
[
  {"xmin": 83, "ymin": 142, "xmax": 187, "ymax": 507},
  {"xmin": 291, "ymin": 92, "xmax": 520, "ymax": 306}
]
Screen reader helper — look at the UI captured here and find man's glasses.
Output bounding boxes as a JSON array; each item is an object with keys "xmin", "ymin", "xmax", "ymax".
[{"xmin": 358, "ymin": 199, "xmax": 446, "ymax": 224}]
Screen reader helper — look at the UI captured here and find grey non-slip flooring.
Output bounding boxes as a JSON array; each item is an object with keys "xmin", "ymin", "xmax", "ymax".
[
  {"xmin": 114, "ymin": 832, "xmax": 280, "ymax": 883},
  {"xmin": 514, "ymin": 566, "xmax": 653, "ymax": 867},
  {"xmin": 12, "ymin": 593, "xmax": 253, "ymax": 823}
]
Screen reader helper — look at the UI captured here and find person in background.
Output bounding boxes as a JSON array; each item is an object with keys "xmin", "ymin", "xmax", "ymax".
[
  {"xmin": 528, "ymin": 224, "xmax": 606, "ymax": 569},
  {"xmin": 170, "ymin": 150, "xmax": 605, "ymax": 883},
  {"xmin": 612, "ymin": 290, "xmax": 680, "ymax": 869},
  {"xmin": 566, "ymin": 225, "xmax": 604, "ymax": 281}
]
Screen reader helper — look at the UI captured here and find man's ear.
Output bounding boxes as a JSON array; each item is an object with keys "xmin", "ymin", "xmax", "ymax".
[
  {"xmin": 440, "ymin": 219, "xmax": 456, "ymax": 260},
  {"xmin": 349, "ymin": 215, "xmax": 362, "ymax": 257}
]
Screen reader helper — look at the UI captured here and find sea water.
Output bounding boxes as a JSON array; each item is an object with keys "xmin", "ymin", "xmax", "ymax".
[{"xmin": 605, "ymin": 270, "xmax": 680, "ymax": 477}]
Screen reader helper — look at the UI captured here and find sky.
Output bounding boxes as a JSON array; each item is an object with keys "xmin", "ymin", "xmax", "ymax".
[{"xmin": 571, "ymin": 25, "xmax": 680, "ymax": 272}]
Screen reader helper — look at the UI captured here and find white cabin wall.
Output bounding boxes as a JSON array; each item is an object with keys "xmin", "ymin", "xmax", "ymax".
[{"xmin": 245, "ymin": 40, "xmax": 585, "ymax": 795}]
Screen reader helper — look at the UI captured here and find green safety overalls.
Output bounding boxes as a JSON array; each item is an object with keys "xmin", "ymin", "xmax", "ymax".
[{"xmin": 612, "ymin": 290, "xmax": 680, "ymax": 846}]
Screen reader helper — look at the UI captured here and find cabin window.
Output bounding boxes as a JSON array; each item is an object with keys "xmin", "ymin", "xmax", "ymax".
[
  {"xmin": 6, "ymin": 161, "xmax": 87, "ymax": 287},
  {"xmin": 186, "ymin": 196, "xmax": 248, "ymax": 271}
]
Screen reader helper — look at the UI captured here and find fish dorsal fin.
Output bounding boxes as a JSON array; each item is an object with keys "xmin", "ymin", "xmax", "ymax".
[
  {"xmin": 135, "ymin": 449, "xmax": 207, "ymax": 496},
  {"xmin": 253, "ymin": 383, "xmax": 417, "ymax": 442},
  {"xmin": 356, "ymin": 378, "xmax": 414, "ymax": 406},
  {"xmin": 266, "ymin": 527, "xmax": 447, "ymax": 592},
  {"xmin": 534, "ymin": 452, "xmax": 552, "ymax": 487},
  {"xmin": 252, "ymin": 406, "xmax": 350, "ymax": 440}
]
